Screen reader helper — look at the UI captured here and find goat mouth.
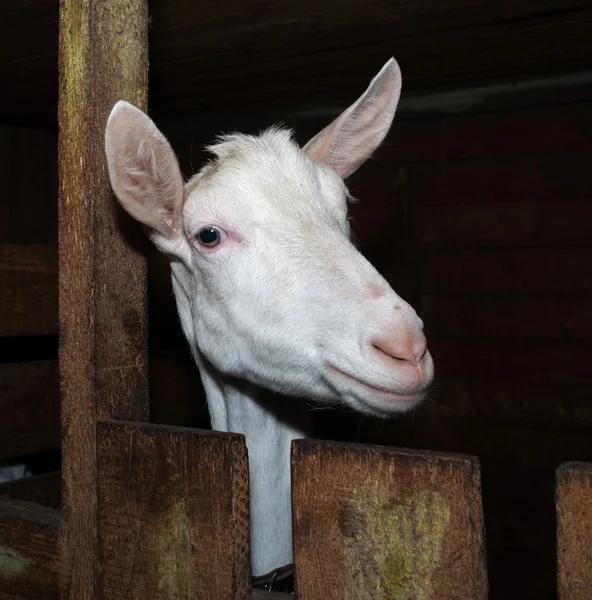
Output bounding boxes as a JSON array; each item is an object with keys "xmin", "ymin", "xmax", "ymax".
[{"xmin": 326, "ymin": 363, "xmax": 424, "ymax": 403}]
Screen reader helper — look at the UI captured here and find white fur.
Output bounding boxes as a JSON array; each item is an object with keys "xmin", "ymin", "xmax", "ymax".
[{"xmin": 105, "ymin": 58, "xmax": 434, "ymax": 576}]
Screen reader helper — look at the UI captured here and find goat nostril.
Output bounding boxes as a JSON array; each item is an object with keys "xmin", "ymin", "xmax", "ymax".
[
  {"xmin": 372, "ymin": 343, "xmax": 408, "ymax": 364},
  {"xmin": 371, "ymin": 335, "xmax": 427, "ymax": 366}
]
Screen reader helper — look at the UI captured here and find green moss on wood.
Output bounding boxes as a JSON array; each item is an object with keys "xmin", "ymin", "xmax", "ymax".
[
  {"xmin": 343, "ymin": 482, "xmax": 451, "ymax": 600},
  {"xmin": 0, "ymin": 545, "xmax": 28, "ymax": 579},
  {"xmin": 156, "ymin": 499, "xmax": 194, "ymax": 599}
]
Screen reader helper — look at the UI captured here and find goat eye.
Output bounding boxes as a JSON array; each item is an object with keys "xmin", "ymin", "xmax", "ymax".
[{"xmin": 196, "ymin": 226, "xmax": 221, "ymax": 247}]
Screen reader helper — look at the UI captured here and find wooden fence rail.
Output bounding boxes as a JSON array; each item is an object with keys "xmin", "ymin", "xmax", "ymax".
[
  {"xmin": 2, "ymin": 432, "xmax": 592, "ymax": 598},
  {"xmin": 96, "ymin": 421, "xmax": 250, "ymax": 600},
  {"xmin": 292, "ymin": 440, "xmax": 488, "ymax": 600}
]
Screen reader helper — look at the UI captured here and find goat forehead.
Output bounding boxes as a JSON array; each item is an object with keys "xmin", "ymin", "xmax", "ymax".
[{"xmin": 188, "ymin": 129, "xmax": 344, "ymax": 221}]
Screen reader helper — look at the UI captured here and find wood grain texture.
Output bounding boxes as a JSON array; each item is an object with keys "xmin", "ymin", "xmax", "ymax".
[
  {"xmin": 0, "ymin": 498, "xmax": 60, "ymax": 599},
  {"xmin": 58, "ymin": 1, "xmax": 149, "ymax": 598},
  {"xmin": 0, "ymin": 244, "xmax": 57, "ymax": 337},
  {"xmin": 291, "ymin": 439, "xmax": 488, "ymax": 600},
  {"xmin": 0, "ymin": 361, "xmax": 59, "ymax": 460},
  {"xmin": 557, "ymin": 462, "xmax": 592, "ymax": 600},
  {"xmin": 96, "ymin": 420, "xmax": 251, "ymax": 600},
  {"xmin": 0, "ymin": 472, "xmax": 61, "ymax": 510}
]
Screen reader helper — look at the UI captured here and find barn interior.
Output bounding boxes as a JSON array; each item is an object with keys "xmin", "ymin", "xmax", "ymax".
[{"xmin": 1, "ymin": 2, "xmax": 591, "ymax": 599}]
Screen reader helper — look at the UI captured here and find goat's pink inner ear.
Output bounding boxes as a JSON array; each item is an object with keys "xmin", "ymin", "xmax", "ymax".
[
  {"xmin": 105, "ymin": 100, "xmax": 184, "ymax": 238},
  {"xmin": 303, "ymin": 58, "xmax": 402, "ymax": 178}
]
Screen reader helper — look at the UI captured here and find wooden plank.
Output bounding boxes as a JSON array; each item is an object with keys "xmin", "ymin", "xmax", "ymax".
[
  {"xmin": 0, "ymin": 361, "xmax": 59, "ymax": 460},
  {"xmin": 0, "ymin": 498, "xmax": 60, "ymax": 599},
  {"xmin": 420, "ymin": 248, "xmax": 592, "ymax": 294},
  {"xmin": 414, "ymin": 201, "xmax": 592, "ymax": 247},
  {"xmin": 0, "ymin": 244, "xmax": 57, "ymax": 337},
  {"xmin": 556, "ymin": 462, "xmax": 592, "ymax": 599},
  {"xmin": 421, "ymin": 292, "xmax": 592, "ymax": 340},
  {"xmin": 292, "ymin": 440, "xmax": 488, "ymax": 600},
  {"xmin": 96, "ymin": 420, "xmax": 251, "ymax": 600},
  {"xmin": 58, "ymin": 1, "xmax": 149, "ymax": 598},
  {"xmin": 0, "ymin": 472, "xmax": 61, "ymax": 510}
]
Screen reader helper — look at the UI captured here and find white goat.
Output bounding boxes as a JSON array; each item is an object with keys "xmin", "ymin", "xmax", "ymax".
[{"xmin": 105, "ymin": 58, "xmax": 434, "ymax": 577}]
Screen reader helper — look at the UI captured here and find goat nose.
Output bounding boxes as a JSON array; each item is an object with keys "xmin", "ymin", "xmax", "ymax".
[{"xmin": 371, "ymin": 330, "xmax": 427, "ymax": 366}]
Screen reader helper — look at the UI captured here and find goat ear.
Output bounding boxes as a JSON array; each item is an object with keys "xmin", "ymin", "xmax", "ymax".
[
  {"xmin": 303, "ymin": 58, "xmax": 401, "ymax": 178},
  {"xmin": 105, "ymin": 101, "xmax": 184, "ymax": 238}
]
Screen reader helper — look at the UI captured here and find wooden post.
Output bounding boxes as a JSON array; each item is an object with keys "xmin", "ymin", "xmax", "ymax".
[
  {"xmin": 557, "ymin": 462, "xmax": 592, "ymax": 600},
  {"xmin": 292, "ymin": 440, "xmax": 488, "ymax": 600},
  {"xmin": 96, "ymin": 421, "xmax": 251, "ymax": 600},
  {"xmin": 58, "ymin": 1, "xmax": 149, "ymax": 598}
]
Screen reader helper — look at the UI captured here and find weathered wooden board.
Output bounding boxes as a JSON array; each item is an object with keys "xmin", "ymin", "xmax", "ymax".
[
  {"xmin": 0, "ymin": 472, "xmax": 61, "ymax": 510},
  {"xmin": 58, "ymin": 0, "xmax": 149, "ymax": 597},
  {"xmin": 0, "ymin": 244, "xmax": 57, "ymax": 337},
  {"xmin": 292, "ymin": 439, "xmax": 488, "ymax": 600},
  {"xmin": 0, "ymin": 361, "xmax": 59, "ymax": 460},
  {"xmin": 0, "ymin": 498, "xmax": 60, "ymax": 599},
  {"xmin": 96, "ymin": 420, "xmax": 251, "ymax": 600},
  {"xmin": 557, "ymin": 462, "xmax": 592, "ymax": 600}
]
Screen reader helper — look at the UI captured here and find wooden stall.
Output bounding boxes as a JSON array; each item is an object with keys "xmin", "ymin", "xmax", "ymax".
[{"xmin": 0, "ymin": 1, "xmax": 591, "ymax": 599}]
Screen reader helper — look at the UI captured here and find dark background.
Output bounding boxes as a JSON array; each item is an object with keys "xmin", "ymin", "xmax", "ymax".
[{"xmin": 1, "ymin": 2, "xmax": 591, "ymax": 598}]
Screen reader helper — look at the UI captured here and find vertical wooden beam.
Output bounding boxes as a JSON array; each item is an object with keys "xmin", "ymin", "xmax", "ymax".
[
  {"xmin": 96, "ymin": 421, "xmax": 251, "ymax": 600},
  {"xmin": 557, "ymin": 462, "xmax": 592, "ymax": 600},
  {"xmin": 58, "ymin": 1, "xmax": 149, "ymax": 598},
  {"xmin": 292, "ymin": 440, "xmax": 488, "ymax": 600}
]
